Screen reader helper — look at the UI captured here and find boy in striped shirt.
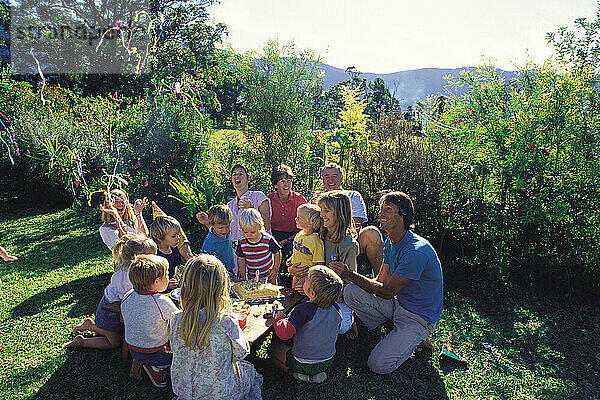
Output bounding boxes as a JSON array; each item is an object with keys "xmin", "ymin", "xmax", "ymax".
[{"xmin": 236, "ymin": 208, "xmax": 282, "ymax": 284}]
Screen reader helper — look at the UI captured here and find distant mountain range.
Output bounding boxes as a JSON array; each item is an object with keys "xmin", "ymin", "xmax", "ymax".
[{"xmin": 317, "ymin": 63, "xmax": 518, "ymax": 109}]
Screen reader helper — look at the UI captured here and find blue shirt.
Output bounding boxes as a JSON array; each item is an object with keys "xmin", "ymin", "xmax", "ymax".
[
  {"xmin": 201, "ymin": 229, "xmax": 236, "ymax": 273},
  {"xmin": 384, "ymin": 230, "xmax": 443, "ymax": 323}
]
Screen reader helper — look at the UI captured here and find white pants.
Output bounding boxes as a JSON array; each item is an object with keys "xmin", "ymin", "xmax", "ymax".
[{"xmin": 343, "ymin": 283, "xmax": 436, "ymax": 374}]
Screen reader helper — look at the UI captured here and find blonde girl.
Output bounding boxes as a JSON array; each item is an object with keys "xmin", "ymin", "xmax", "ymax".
[
  {"xmin": 99, "ymin": 189, "xmax": 149, "ymax": 250},
  {"xmin": 62, "ymin": 234, "xmax": 157, "ymax": 349},
  {"xmin": 169, "ymin": 254, "xmax": 263, "ymax": 400},
  {"xmin": 287, "ymin": 204, "xmax": 325, "ymax": 294}
]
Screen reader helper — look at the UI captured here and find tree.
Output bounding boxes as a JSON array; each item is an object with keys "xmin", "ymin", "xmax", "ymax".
[
  {"xmin": 233, "ymin": 40, "xmax": 323, "ymax": 163},
  {"xmin": 546, "ymin": 3, "xmax": 600, "ymax": 74}
]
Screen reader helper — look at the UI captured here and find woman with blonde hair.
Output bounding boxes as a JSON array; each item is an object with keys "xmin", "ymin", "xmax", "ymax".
[{"xmin": 169, "ymin": 254, "xmax": 263, "ymax": 400}]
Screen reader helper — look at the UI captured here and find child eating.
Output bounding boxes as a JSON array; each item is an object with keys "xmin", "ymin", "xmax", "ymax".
[
  {"xmin": 169, "ymin": 254, "xmax": 263, "ymax": 399},
  {"xmin": 288, "ymin": 204, "xmax": 325, "ymax": 295},
  {"xmin": 270, "ymin": 265, "xmax": 343, "ymax": 383},
  {"xmin": 200, "ymin": 204, "xmax": 236, "ymax": 278},
  {"xmin": 149, "ymin": 216, "xmax": 193, "ymax": 289},
  {"xmin": 236, "ymin": 208, "xmax": 281, "ymax": 283},
  {"xmin": 121, "ymin": 254, "xmax": 179, "ymax": 388}
]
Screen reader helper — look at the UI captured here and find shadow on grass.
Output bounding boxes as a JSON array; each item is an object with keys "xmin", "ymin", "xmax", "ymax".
[
  {"xmin": 1, "ymin": 231, "xmax": 108, "ymax": 280},
  {"xmin": 10, "ymin": 273, "xmax": 110, "ymax": 320},
  {"xmin": 251, "ymin": 324, "xmax": 449, "ymax": 400},
  {"xmin": 442, "ymin": 263, "xmax": 600, "ymax": 399},
  {"xmin": 28, "ymin": 349, "xmax": 174, "ymax": 400}
]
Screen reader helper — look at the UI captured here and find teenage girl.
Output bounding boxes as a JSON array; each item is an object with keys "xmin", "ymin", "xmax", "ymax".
[
  {"xmin": 62, "ymin": 234, "xmax": 157, "ymax": 349},
  {"xmin": 318, "ymin": 191, "xmax": 359, "ymax": 336},
  {"xmin": 169, "ymin": 254, "xmax": 263, "ymax": 400},
  {"xmin": 287, "ymin": 204, "xmax": 325, "ymax": 295}
]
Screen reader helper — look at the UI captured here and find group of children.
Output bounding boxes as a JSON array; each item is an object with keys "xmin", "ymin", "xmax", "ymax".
[{"xmin": 63, "ymin": 166, "xmax": 363, "ymax": 398}]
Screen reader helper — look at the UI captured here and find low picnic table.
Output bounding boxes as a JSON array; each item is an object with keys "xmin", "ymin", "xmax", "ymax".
[{"xmin": 241, "ymin": 288, "xmax": 303, "ymax": 343}]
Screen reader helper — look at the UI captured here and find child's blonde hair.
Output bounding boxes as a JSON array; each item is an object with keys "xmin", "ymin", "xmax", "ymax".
[
  {"xmin": 239, "ymin": 208, "xmax": 263, "ymax": 230},
  {"xmin": 112, "ymin": 234, "xmax": 157, "ymax": 271},
  {"xmin": 318, "ymin": 191, "xmax": 355, "ymax": 243},
  {"xmin": 307, "ymin": 265, "xmax": 343, "ymax": 309},
  {"xmin": 101, "ymin": 189, "xmax": 135, "ymax": 223},
  {"xmin": 149, "ymin": 216, "xmax": 181, "ymax": 243},
  {"xmin": 297, "ymin": 203, "xmax": 323, "ymax": 235},
  {"xmin": 178, "ymin": 254, "xmax": 231, "ymax": 350},
  {"xmin": 129, "ymin": 254, "xmax": 168, "ymax": 292},
  {"xmin": 208, "ymin": 204, "xmax": 232, "ymax": 226}
]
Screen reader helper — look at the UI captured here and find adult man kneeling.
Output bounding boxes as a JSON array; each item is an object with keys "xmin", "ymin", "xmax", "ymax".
[{"xmin": 330, "ymin": 192, "xmax": 443, "ymax": 374}]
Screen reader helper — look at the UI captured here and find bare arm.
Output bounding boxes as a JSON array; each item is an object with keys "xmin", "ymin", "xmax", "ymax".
[
  {"xmin": 258, "ymin": 200, "xmax": 271, "ymax": 231},
  {"xmin": 269, "ymin": 251, "xmax": 281, "ymax": 284},
  {"xmin": 238, "ymin": 257, "xmax": 247, "ymax": 281},
  {"xmin": 330, "ymin": 261, "xmax": 410, "ymax": 300},
  {"xmin": 177, "ymin": 228, "xmax": 194, "ymax": 260}
]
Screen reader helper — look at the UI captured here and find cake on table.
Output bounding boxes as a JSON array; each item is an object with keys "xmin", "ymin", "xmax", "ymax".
[{"xmin": 232, "ymin": 280, "xmax": 282, "ymax": 300}]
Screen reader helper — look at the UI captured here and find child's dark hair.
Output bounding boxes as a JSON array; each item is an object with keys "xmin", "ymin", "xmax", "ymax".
[
  {"xmin": 307, "ymin": 265, "xmax": 343, "ymax": 309},
  {"xmin": 271, "ymin": 164, "xmax": 295, "ymax": 186},
  {"xmin": 208, "ymin": 204, "xmax": 232, "ymax": 226},
  {"xmin": 129, "ymin": 254, "xmax": 169, "ymax": 292}
]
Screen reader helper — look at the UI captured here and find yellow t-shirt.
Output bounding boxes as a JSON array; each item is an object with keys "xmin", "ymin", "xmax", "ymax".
[{"xmin": 289, "ymin": 231, "xmax": 325, "ymax": 267}]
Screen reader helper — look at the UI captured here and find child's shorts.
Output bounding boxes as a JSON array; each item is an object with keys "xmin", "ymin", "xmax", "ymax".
[
  {"xmin": 94, "ymin": 294, "xmax": 122, "ymax": 333},
  {"xmin": 285, "ymin": 350, "xmax": 333, "ymax": 375},
  {"xmin": 129, "ymin": 342, "xmax": 172, "ymax": 367},
  {"xmin": 337, "ymin": 301, "xmax": 354, "ymax": 334}
]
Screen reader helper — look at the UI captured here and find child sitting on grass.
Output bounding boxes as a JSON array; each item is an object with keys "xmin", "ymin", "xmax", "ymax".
[
  {"xmin": 62, "ymin": 234, "xmax": 157, "ymax": 349},
  {"xmin": 121, "ymin": 254, "xmax": 179, "ymax": 388},
  {"xmin": 149, "ymin": 215, "xmax": 193, "ymax": 290},
  {"xmin": 236, "ymin": 208, "xmax": 281, "ymax": 283},
  {"xmin": 270, "ymin": 265, "xmax": 343, "ymax": 383},
  {"xmin": 169, "ymin": 254, "xmax": 263, "ymax": 399},
  {"xmin": 288, "ymin": 204, "xmax": 325, "ymax": 295},
  {"xmin": 200, "ymin": 204, "xmax": 236, "ymax": 279}
]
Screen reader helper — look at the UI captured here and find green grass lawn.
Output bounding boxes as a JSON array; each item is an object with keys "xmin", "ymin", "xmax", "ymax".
[{"xmin": 1, "ymin": 199, "xmax": 599, "ymax": 400}]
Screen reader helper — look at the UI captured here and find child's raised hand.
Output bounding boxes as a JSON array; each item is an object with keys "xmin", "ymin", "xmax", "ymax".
[
  {"xmin": 133, "ymin": 197, "xmax": 149, "ymax": 215},
  {"xmin": 195, "ymin": 211, "xmax": 209, "ymax": 225},
  {"xmin": 238, "ymin": 197, "xmax": 252, "ymax": 209}
]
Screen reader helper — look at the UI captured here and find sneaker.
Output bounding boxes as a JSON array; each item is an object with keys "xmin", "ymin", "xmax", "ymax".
[
  {"xmin": 292, "ymin": 371, "xmax": 327, "ymax": 384},
  {"xmin": 142, "ymin": 364, "xmax": 167, "ymax": 388}
]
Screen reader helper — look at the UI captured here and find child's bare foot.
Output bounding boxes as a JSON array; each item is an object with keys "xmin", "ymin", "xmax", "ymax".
[
  {"xmin": 62, "ymin": 334, "xmax": 85, "ymax": 348},
  {"xmin": 73, "ymin": 318, "xmax": 95, "ymax": 333}
]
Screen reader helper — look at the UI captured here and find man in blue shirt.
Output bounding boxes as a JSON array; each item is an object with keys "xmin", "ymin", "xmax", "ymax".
[{"xmin": 331, "ymin": 192, "xmax": 443, "ymax": 374}]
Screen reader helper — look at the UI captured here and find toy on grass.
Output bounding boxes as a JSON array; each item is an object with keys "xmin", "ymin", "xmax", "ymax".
[{"xmin": 440, "ymin": 343, "xmax": 468, "ymax": 366}]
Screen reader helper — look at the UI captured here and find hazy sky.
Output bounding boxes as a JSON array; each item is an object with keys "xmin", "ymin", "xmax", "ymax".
[{"xmin": 209, "ymin": 0, "xmax": 598, "ymax": 73}]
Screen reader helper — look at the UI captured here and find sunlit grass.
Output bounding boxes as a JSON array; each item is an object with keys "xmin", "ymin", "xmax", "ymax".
[{"xmin": 1, "ymin": 200, "xmax": 599, "ymax": 399}]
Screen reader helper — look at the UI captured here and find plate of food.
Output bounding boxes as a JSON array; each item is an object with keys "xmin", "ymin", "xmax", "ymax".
[{"xmin": 169, "ymin": 287, "xmax": 181, "ymax": 302}]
